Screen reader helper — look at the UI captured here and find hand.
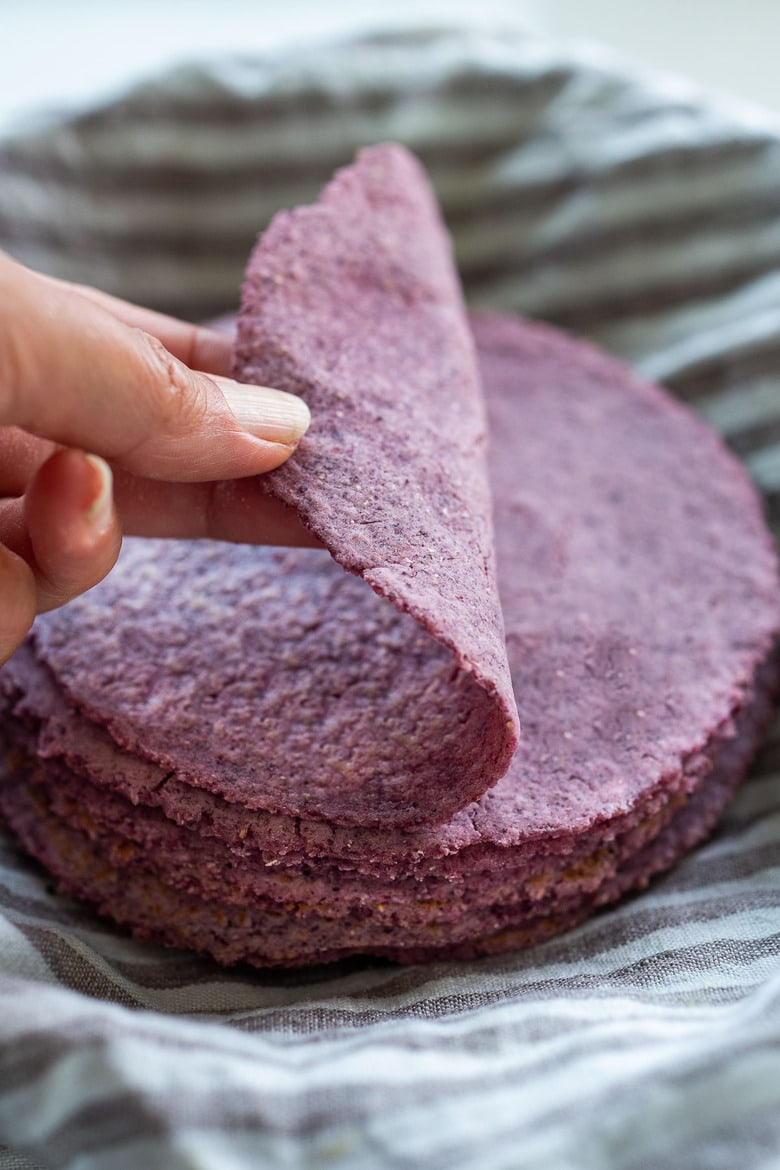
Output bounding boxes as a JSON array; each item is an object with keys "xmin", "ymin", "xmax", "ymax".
[{"xmin": 0, "ymin": 253, "xmax": 314, "ymax": 665}]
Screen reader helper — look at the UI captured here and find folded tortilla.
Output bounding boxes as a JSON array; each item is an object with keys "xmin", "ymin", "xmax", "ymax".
[
  {"xmin": 1, "ymin": 147, "xmax": 778, "ymax": 968},
  {"xmin": 30, "ymin": 145, "xmax": 519, "ymax": 829}
]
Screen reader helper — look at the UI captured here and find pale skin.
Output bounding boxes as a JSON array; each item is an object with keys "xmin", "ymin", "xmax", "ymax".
[{"xmin": 0, "ymin": 252, "xmax": 316, "ymax": 666}]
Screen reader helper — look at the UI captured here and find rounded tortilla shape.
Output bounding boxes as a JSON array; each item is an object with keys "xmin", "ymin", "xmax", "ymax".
[
  {"xmin": 27, "ymin": 145, "xmax": 520, "ymax": 829},
  {"xmin": 2, "ymin": 313, "xmax": 777, "ymax": 966}
]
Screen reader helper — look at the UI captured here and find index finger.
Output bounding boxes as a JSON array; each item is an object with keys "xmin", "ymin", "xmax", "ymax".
[
  {"xmin": 39, "ymin": 274, "xmax": 234, "ymax": 376},
  {"xmin": 0, "ymin": 255, "xmax": 310, "ymax": 482}
]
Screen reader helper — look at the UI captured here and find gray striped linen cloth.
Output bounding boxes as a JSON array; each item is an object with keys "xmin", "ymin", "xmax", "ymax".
[{"xmin": 1, "ymin": 25, "xmax": 780, "ymax": 1170}]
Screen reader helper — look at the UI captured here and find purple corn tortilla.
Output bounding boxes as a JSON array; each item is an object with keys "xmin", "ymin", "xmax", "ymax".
[
  {"xmin": 28, "ymin": 145, "xmax": 518, "ymax": 829},
  {"xmin": 2, "ymin": 676, "xmax": 772, "ymax": 965},
  {"xmin": 1, "ymin": 313, "xmax": 777, "ymax": 966}
]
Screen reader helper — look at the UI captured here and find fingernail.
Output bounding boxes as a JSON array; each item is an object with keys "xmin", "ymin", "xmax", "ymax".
[
  {"xmin": 83, "ymin": 454, "xmax": 113, "ymax": 529},
  {"xmin": 216, "ymin": 377, "xmax": 311, "ymax": 445}
]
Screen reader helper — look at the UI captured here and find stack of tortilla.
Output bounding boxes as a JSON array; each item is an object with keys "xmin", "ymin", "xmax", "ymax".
[{"xmin": 0, "ymin": 146, "xmax": 777, "ymax": 966}]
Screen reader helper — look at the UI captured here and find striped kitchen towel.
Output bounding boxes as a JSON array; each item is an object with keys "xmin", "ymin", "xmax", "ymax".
[{"xmin": 1, "ymin": 24, "xmax": 780, "ymax": 1170}]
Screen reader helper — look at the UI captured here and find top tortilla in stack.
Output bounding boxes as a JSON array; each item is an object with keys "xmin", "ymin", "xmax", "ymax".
[
  {"xmin": 0, "ymin": 145, "xmax": 778, "ymax": 967},
  {"xmin": 23, "ymin": 146, "xmax": 520, "ymax": 831}
]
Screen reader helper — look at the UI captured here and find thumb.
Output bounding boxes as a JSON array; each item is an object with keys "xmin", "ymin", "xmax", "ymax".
[{"xmin": 0, "ymin": 255, "xmax": 310, "ymax": 482}]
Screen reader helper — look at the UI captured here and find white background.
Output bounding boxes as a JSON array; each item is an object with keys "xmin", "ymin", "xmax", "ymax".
[{"xmin": 3, "ymin": 0, "xmax": 780, "ymax": 133}]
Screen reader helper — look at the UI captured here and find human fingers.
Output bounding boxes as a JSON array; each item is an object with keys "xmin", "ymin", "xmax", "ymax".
[
  {"xmin": 20, "ymin": 449, "xmax": 122, "ymax": 612},
  {"xmin": 0, "ymin": 543, "xmax": 36, "ymax": 665},
  {"xmin": 0, "ymin": 425, "xmax": 318, "ymax": 549},
  {"xmin": 0, "ymin": 254, "xmax": 310, "ymax": 481},
  {"xmin": 36, "ymin": 271, "xmax": 234, "ymax": 375},
  {"xmin": 111, "ymin": 468, "xmax": 322, "ymax": 548},
  {"xmin": 0, "ymin": 426, "xmax": 56, "ymax": 496}
]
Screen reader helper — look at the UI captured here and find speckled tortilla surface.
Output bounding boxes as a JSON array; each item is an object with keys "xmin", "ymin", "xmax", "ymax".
[
  {"xmin": 26, "ymin": 145, "xmax": 518, "ymax": 829},
  {"xmin": 1, "ymin": 313, "xmax": 777, "ymax": 966}
]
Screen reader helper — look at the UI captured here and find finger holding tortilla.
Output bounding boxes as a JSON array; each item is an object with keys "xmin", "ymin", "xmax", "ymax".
[
  {"xmin": 34, "ymin": 271, "xmax": 236, "ymax": 376},
  {"xmin": 0, "ymin": 252, "xmax": 310, "ymax": 482},
  {"xmin": 0, "ymin": 426, "xmax": 56, "ymax": 497},
  {"xmin": 0, "ymin": 543, "xmax": 35, "ymax": 664},
  {"xmin": 111, "ymin": 469, "xmax": 321, "ymax": 547},
  {"xmin": 0, "ymin": 449, "xmax": 123, "ymax": 664},
  {"xmin": 22, "ymin": 449, "xmax": 123, "ymax": 613}
]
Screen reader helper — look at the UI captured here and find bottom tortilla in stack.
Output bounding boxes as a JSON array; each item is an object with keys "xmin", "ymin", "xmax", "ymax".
[{"xmin": 1, "ymin": 313, "xmax": 778, "ymax": 966}]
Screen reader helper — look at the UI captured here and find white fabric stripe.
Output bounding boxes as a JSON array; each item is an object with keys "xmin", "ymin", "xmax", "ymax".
[
  {"xmin": 746, "ymin": 443, "xmax": 780, "ymax": 491},
  {"xmin": 2, "ymin": 961, "xmax": 780, "ymax": 1112},
  {"xmin": 2, "ymin": 110, "xmax": 775, "ymax": 230},
  {"xmin": 5, "ymin": 165, "xmax": 775, "ymax": 257},
  {"xmin": 0, "ymin": 1149, "xmax": 45, "ymax": 1170},
  {"xmin": 12, "ymin": 99, "xmax": 524, "ymax": 169},
  {"xmin": 3, "ymin": 966, "xmax": 780, "ymax": 1168},
  {"xmin": 464, "ymin": 213, "xmax": 780, "ymax": 312},
  {"xmin": 0, "ymin": 917, "xmax": 56, "ymax": 987},
  {"xmin": 601, "ymin": 271, "xmax": 780, "ymax": 382},
  {"xmin": 696, "ymin": 375, "xmax": 780, "ymax": 436}
]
